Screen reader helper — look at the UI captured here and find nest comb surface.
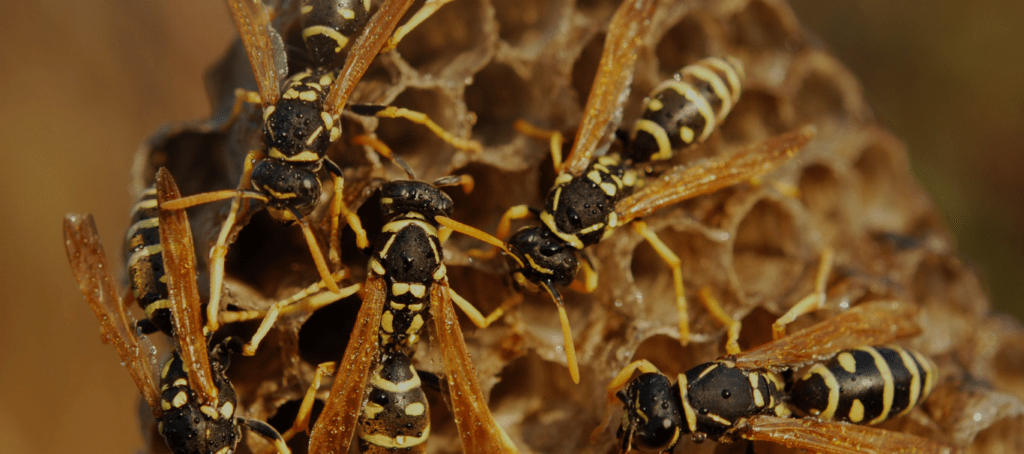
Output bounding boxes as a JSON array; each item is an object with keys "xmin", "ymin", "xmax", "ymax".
[{"xmin": 131, "ymin": 0, "xmax": 1024, "ymax": 452}]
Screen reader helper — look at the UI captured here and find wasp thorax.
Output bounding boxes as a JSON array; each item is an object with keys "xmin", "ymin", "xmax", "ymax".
[
  {"xmin": 379, "ymin": 181, "xmax": 454, "ymax": 221},
  {"xmin": 250, "ymin": 160, "xmax": 323, "ymax": 217},
  {"xmin": 619, "ymin": 373, "xmax": 685, "ymax": 452},
  {"xmin": 684, "ymin": 362, "xmax": 766, "ymax": 438}
]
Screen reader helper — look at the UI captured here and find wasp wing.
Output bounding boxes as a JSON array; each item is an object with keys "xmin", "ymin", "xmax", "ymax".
[
  {"xmin": 738, "ymin": 415, "xmax": 959, "ymax": 454},
  {"xmin": 733, "ymin": 300, "xmax": 922, "ymax": 370},
  {"xmin": 225, "ymin": 0, "xmax": 287, "ymax": 106},
  {"xmin": 323, "ymin": 0, "xmax": 415, "ymax": 116},
  {"xmin": 615, "ymin": 127, "xmax": 813, "ymax": 224},
  {"xmin": 308, "ymin": 275, "xmax": 386, "ymax": 454},
  {"xmin": 430, "ymin": 280, "xmax": 520, "ymax": 454},
  {"xmin": 561, "ymin": 0, "xmax": 657, "ymax": 176},
  {"xmin": 154, "ymin": 168, "xmax": 219, "ymax": 405},
  {"xmin": 64, "ymin": 213, "xmax": 162, "ymax": 414}
]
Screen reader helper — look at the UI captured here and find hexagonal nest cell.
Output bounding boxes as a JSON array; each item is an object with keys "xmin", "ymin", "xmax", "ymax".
[{"xmin": 124, "ymin": 0, "xmax": 1023, "ymax": 453}]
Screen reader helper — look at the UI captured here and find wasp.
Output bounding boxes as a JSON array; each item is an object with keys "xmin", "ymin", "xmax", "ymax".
[
  {"xmin": 245, "ymin": 177, "xmax": 517, "ymax": 453},
  {"xmin": 64, "ymin": 168, "xmax": 290, "ymax": 454},
  {"xmin": 123, "ymin": 185, "xmax": 176, "ymax": 335},
  {"xmin": 469, "ymin": 0, "xmax": 813, "ymax": 383},
  {"xmin": 162, "ymin": 0, "xmax": 479, "ymax": 336},
  {"xmin": 602, "ymin": 299, "xmax": 952, "ymax": 454}
]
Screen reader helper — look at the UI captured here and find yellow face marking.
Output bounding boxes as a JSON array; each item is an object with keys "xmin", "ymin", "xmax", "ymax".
[
  {"xmin": 554, "ymin": 173, "xmax": 573, "ymax": 186},
  {"xmin": 201, "ymin": 405, "xmax": 219, "ymax": 419},
  {"xmin": 392, "ymin": 282, "xmax": 410, "ymax": 296},
  {"xmin": 606, "ymin": 211, "xmax": 619, "ymax": 230},
  {"xmin": 220, "ymin": 402, "xmax": 234, "ymax": 419},
  {"xmin": 383, "ymin": 218, "xmax": 437, "ymax": 235},
  {"xmin": 283, "ymin": 88, "xmax": 300, "ymax": 100},
  {"xmin": 837, "ymin": 352, "xmax": 858, "ymax": 373},
  {"xmin": 302, "ymin": 25, "xmax": 350, "ymax": 52},
  {"xmin": 550, "ymin": 187, "xmax": 562, "ymax": 212},
  {"xmin": 260, "ymin": 186, "xmax": 298, "ymax": 200},
  {"xmin": 172, "ymin": 391, "xmax": 188, "ymax": 408},
  {"xmin": 263, "ymin": 105, "xmax": 275, "ymax": 121},
  {"xmin": 405, "ymin": 402, "xmax": 426, "ymax": 416},
  {"xmin": 633, "ymin": 119, "xmax": 672, "ymax": 161},
  {"xmin": 329, "ymin": 126, "xmax": 340, "ymax": 142},
  {"xmin": 298, "ymin": 90, "xmax": 319, "ymax": 102},
  {"xmin": 859, "ymin": 347, "xmax": 894, "ymax": 424},
  {"xmin": 214, "ymin": 447, "xmax": 230, "ymax": 454},
  {"xmin": 381, "ymin": 311, "xmax": 395, "ymax": 333},
  {"xmin": 338, "ymin": 7, "xmax": 356, "ymax": 19},
  {"xmin": 586, "ymin": 170, "xmax": 603, "ymax": 185},
  {"xmin": 300, "ymin": 4, "xmax": 313, "ymax": 13},
  {"xmin": 371, "ymin": 259, "xmax": 387, "ymax": 276},
  {"xmin": 849, "ymin": 399, "xmax": 866, "ymax": 423},
  {"xmin": 409, "ymin": 283, "xmax": 427, "ymax": 298}
]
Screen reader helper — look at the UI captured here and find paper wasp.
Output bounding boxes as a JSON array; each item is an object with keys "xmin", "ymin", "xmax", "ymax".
[
  {"xmin": 64, "ymin": 168, "xmax": 289, "ymax": 454},
  {"xmin": 162, "ymin": 0, "xmax": 479, "ymax": 336},
  {"xmin": 249, "ymin": 177, "xmax": 518, "ymax": 453},
  {"xmin": 469, "ymin": 0, "xmax": 813, "ymax": 383},
  {"xmin": 601, "ymin": 299, "xmax": 953, "ymax": 454}
]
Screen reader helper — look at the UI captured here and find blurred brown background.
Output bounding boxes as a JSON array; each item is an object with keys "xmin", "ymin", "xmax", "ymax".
[{"xmin": 0, "ymin": 1, "xmax": 1019, "ymax": 453}]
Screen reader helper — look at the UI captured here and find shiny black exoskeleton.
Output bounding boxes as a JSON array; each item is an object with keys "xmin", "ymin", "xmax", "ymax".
[
  {"xmin": 506, "ymin": 226, "xmax": 578, "ymax": 295},
  {"xmin": 618, "ymin": 361, "xmax": 788, "ymax": 452},
  {"xmin": 301, "ymin": 0, "xmax": 379, "ymax": 68},
  {"xmin": 358, "ymin": 348, "xmax": 431, "ymax": 453},
  {"xmin": 370, "ymin": 180, "xmax": 453, "ymax": 351}
]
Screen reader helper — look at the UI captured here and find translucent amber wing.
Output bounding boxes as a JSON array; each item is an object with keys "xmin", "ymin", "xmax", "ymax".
[
  {"xmin": 615, "ymin": 127, "xmax": 813, "ymax": 224},
  {"xmin": 155, "ymin": 168, "xmax": 218, "ymax": 404},
  {"xmin": 324, "ymin": 0, "xmax": 415, "ymax": 115},
  {"xmin": 561, "ymin": 0, "xmax": 657, "ymax": 176},
  {"xmin": 430, "ymin": 281, "xmax": 520, "ymax": 454},
  {"xmin": 740, "ymin": 415, "xmax": 959, "ymax": 454},
  {"xmin": 64, "ymin": 213, "xmax": 161, "ymax": 413},
  {"xmin": 734, "ymin": 300, "xmax": 922, "ymax": 370},
  {"xmin": 308, "ymin": 275, "xmax": 386, "ymax": 454},
  {"xmin": 225, "ymin": 0, "xmax": 287, "ymax": 105}
]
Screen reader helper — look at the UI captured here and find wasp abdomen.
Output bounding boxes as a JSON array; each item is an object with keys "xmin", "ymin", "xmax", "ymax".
[
  {"xmin": 301, "ymin": 0, "xmax": 377, "ymax": 68},
  {"xmin": 790, "ymin": 346, "xmax": 937, "ymax": 425},
  {"xmin": 125, "ymin": 187, "xmax": 173, "ymax": 335},
  {"xmin": 358, "ymin": 350, "xmax": 430, "ymax": 453}
]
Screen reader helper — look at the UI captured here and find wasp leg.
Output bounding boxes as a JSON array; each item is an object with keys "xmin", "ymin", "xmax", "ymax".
[
  {"xmin": 771, "ymin": 247, "xmax": 834, "ymax": 340},
  {"xmin": 592, "ymin": 360, "xmax": 663, "ymax": 442},
  {"xmin": 223, "ymin": 88, "xmax": 263, "ymax": 131},
  {"xmin": 351, "ymin": 134, "xmax": 416, "ymax": 179},
  {"xmin": 514, "ymin": 119, "xmax": 565, "ymax": 171},
  {"xmin": 205, "ymin": 149, "xmax": 262, "ymax": 333},
  {"xmin": 436, "ymin": 216, "xmax": 514, "ymax": 259},
  {"xmin": 349, "ymin": 104, "xmax": 482, "ymax": 153},
  {"xmin": 432, "ymin": 174, "xmax": 474, "ymax": 194},
  {"xmin": 323, "ymin": 159, "xmax": 369, "ymax": 264},
  {"xmin": 632, "ymin": 220, "xmax": 692, "ymax": 347},
  {"xmin": 466, "ymin": 204, "xmax": 534, "ymax": 259},
  {"xmin": 567, "ymin": 255, "xmax": 598, "ymax": 293},
  {"xmin": 448, "ymin": 288, "xmax": 522, "ymax": 328},
  {"xmin": 238, "ymin": 417, "xmax": 291, "ymax": 454},
  {"xmin": 698, "ymin": 286, "xmax": 742, "ymax": 355},
  {"xmin": 282, "ymin": 361, "xmax": 338, "ymax": 441},
  {"xmin": 240, "ymin": 278, "xmax": 360, "ymax": 356},
  {"xmin": 381, "ymin": 0, "xmax": 457, "ymax": 52}
]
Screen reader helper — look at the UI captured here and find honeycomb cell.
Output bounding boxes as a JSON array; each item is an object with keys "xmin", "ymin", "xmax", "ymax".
[
  {"xmin": 798, "ymin": 163, "xmax": 848, "ymax": 242},
  {"xmin": 792, "ymin": 53, "xmax": 865, "ymax": 123},
  {"xmin": 393, "ymin": 0, "xmax": 490, "ymax": 78},
  {"xmin": 654, "ymin": 13, "xmax": 719, "ymax": 76},
  {"xmin": 732, "ymin": 198, "xmax": 809, "ymax": 307},
  {"xmin": 718, "ymin": 88, "xmax": 793, "ymax": 143},
  {"xmin": 731, "ymin": 0, "xmax": 803, "ymax": 54},
  {"xmin": 854, "ymin": 140, "xmax": 913, "ymax": 232},
  {"xmin": 465, "ymin": 62, "xmax": 532, "ymax": 147},
  {"xmin": 493, "ymin": 0, "xmax": 564, "ymax": 49}
]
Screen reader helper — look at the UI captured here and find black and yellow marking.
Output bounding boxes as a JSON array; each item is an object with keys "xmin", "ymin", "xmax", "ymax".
[
  {"xmin": 627, "ymin": 57, "xmax": 745, "ymax": 163},
  {"xmin": 790, "ymin": 346, "xmax": 937, "ymax": 425},
  {"xmin": 301, "ymin": 0, "xmax": 378, "ymax": 68},
  {"xmin": 124, "ymin": 186, "xmax": 173, "ymax": 335},
  {"xmin": 357, "ymin": 350, "xmax": 430, "ymax": 453}
]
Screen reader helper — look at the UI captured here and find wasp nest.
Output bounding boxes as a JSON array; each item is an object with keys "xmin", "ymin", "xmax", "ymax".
[{"xmin": 132, "ymin": 0, "xmax": 1023, "ymax": 452}]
